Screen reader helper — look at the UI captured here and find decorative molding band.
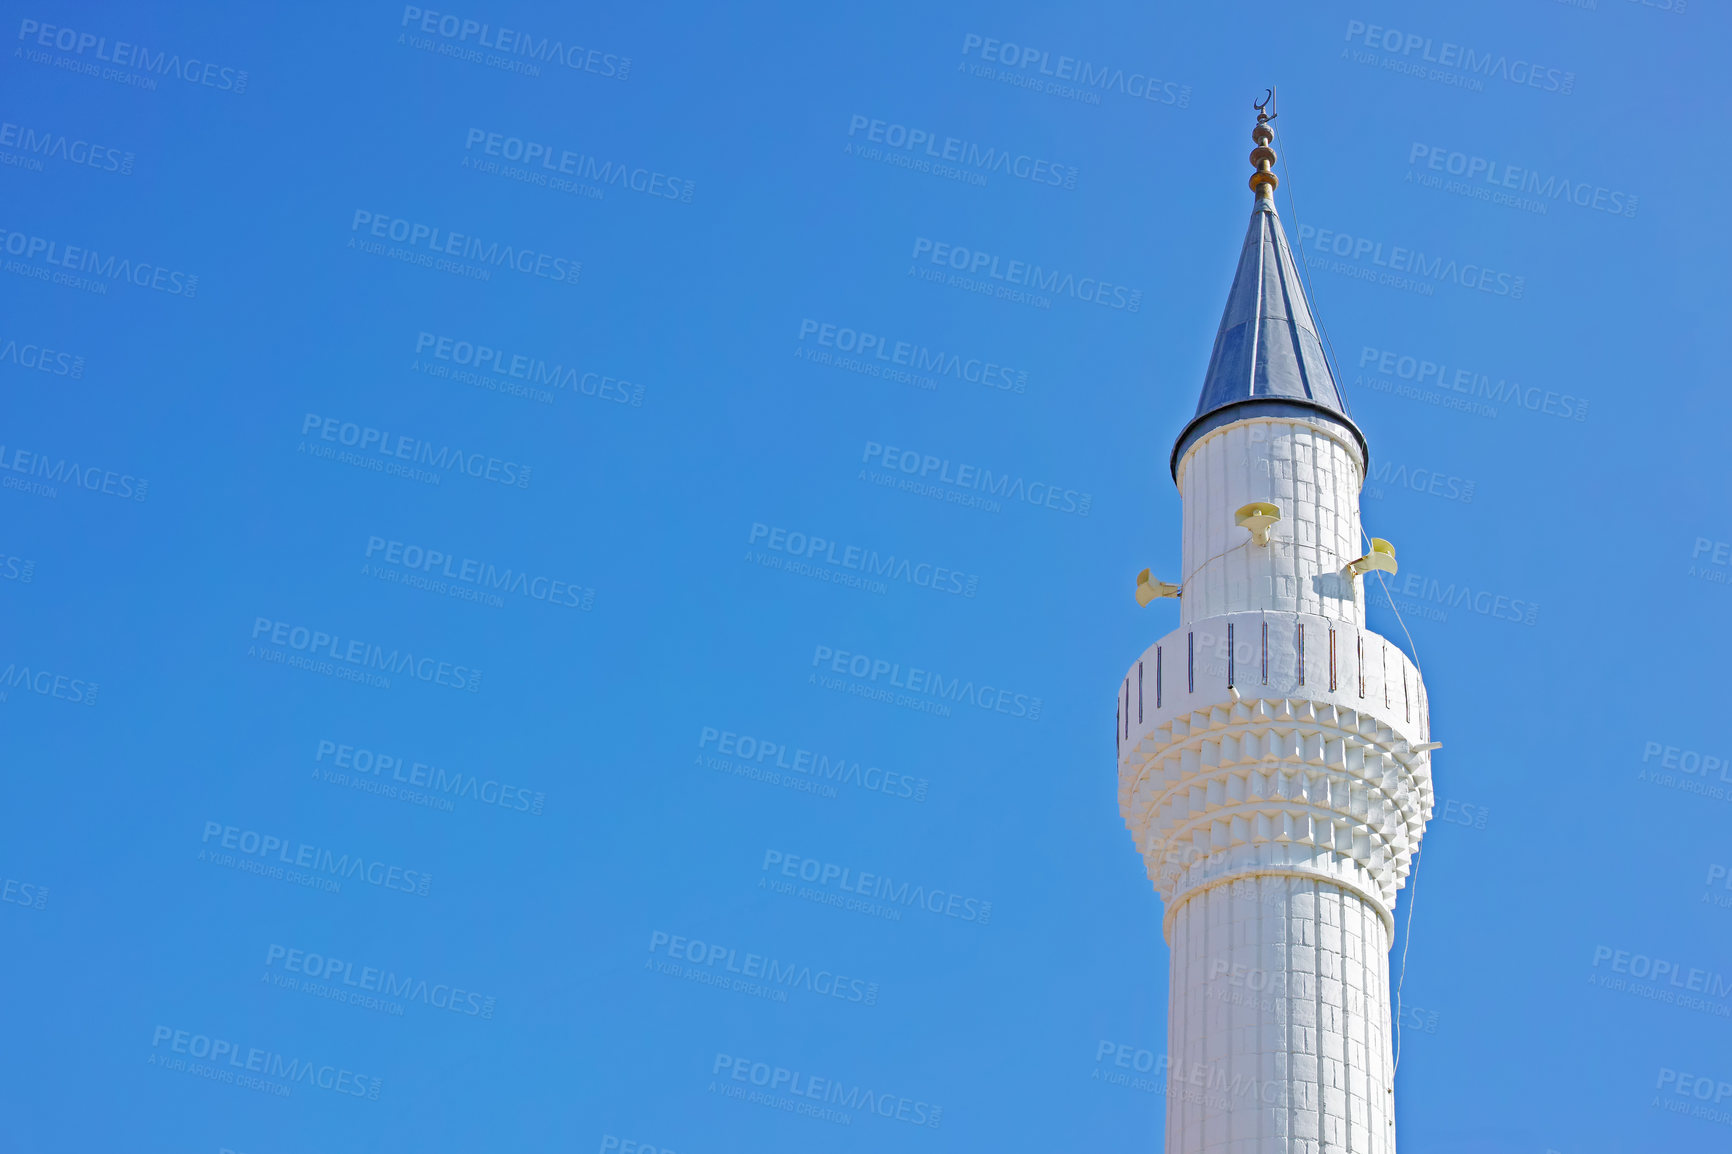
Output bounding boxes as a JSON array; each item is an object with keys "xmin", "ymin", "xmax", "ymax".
[{"xmin": 1117, "ymin": 611, "xmax": 1434, "ymax": 939}]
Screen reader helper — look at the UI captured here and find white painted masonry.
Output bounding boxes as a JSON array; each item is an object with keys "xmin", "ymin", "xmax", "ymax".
[{"xmin": 1177, "ymin": 417, "xmax": 1367, "ymax": 628}]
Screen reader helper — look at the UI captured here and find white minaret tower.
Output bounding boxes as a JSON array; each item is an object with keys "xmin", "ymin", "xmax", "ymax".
[{"xmin": 1117, "ymin": 102, "xmax": 1436, "ymax": 1154}]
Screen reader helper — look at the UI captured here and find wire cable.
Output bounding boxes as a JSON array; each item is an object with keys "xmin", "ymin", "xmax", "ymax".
[
  {"xmin": 1392, "ymin": 847, "xmax": 1421, "ymax": 1073},
  {"xmin": 1181, "ymin": 536, "xmax": 1253, "ymax": 592}
]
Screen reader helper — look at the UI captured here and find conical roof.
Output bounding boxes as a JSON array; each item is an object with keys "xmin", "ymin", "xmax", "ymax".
[{"xmin": 1169, "ymin": 127, "xmax": 1367, "ymax": 479}]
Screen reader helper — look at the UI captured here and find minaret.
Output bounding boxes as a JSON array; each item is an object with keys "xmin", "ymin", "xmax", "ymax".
[{"xmin": 1117, "ymin": 103, "xmax": 1435, "ymax": 1154}]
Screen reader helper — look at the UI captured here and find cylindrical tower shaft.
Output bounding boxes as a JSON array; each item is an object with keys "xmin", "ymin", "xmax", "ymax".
[{"xmin": 1167, "ymin": 852, "xmax": 1394, "ymax": 1152}]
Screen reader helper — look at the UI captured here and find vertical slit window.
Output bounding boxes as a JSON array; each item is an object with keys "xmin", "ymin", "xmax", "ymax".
[
  {"xmin": 1123, "ymin": 679, "xmax": 1130, "ymax": 740},
  {"xmin": 1329, "ymin": 628, "xmax": 1337, "ymax": 692},
  {"xmin": 1187, "ymin": 632, "xmax": 1194, "ymax": 693},
  {"xmin": 1403, "ymin": 668, "xmax": 1410, "ymax": 723},
  {"xmin": 1156, "ymin": 646, "xmax": 1163, "ymax": 709},
  {"xmin": 1383, "ymin": 645, "xmax": 1389, "ymax": 707},
  {"xmin": 1297, "ymin": 624, "xmax": 1305, "ymax": 686},
  {"xmin": 1227, "ymin": 624, "xmax": 1235, "ymax": 689},
  {"xmin": 1137, "ymin": 661, "xmax": 1144, "ymax": 723},
  {"xmin": 1261, "ymin": 621, "xmax": 1269, "ymax": 685},
  {"xmin": 1357, "ymin": 635, "xmax": 1365, "ymax": 698}
]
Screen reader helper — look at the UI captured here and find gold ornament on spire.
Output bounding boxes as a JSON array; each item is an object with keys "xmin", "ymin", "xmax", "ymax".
[{"xmin": 1250, "ymin": 88, "xmax": 1278, "ymax": 200}]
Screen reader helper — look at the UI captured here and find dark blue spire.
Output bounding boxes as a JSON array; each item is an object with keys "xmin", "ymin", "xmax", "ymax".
[{"xmin": 1170, "ymin": 138, "xmax": 1367, "ymax": 479}]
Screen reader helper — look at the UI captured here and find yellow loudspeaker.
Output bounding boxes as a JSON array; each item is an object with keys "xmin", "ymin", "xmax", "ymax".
[
  {"xmin": 1235, "ymin": 502, "xmax": 1281, "ymax": 546},
  {"xmin": 1346, "ymin": 538, "xmax": 1398, "ymax": 577},
  {"xmin": 1135, "ymin": 568, "xmax": 1180, "ymax": 606}
]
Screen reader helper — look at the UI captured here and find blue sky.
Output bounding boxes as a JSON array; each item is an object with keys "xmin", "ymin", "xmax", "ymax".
[{"xmin": 2, "ymin": 2, "xmax": 1728, "ymax": 1151}]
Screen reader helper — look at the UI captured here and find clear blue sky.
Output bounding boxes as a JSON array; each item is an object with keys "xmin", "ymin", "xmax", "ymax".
[{"xmin": 3, "ymin": 2, "xmax": 1728, "ymax": 1151}]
